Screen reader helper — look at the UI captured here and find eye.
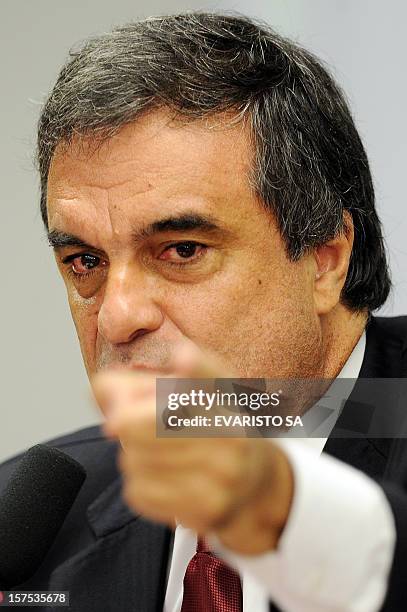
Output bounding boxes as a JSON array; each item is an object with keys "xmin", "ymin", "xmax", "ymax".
[
  {"xmin": 159, "ymin": 241, "xmax": 207, "ymax": 263},
  {"xmin": 62, "ymin": 253, "xmax": 106, "ymax": 278}
]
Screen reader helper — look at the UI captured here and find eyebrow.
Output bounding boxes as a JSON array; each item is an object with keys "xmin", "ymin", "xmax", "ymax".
[
  {"xmin": 47, "ymin": 230, "xmax": 93, "ymax": 250},
  {"xmin": 47, "ymin": 213, "xmax": 230, "ymax": 251},
  {"xmin": 133, "ymin": 213, "xmax": 223, "ymax": 240}
]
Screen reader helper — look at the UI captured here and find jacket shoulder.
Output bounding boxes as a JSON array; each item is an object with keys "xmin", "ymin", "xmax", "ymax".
[
  {"xmin": 368, "ymin": 315, "xmax": 407, "ymax": 372},
  {"xmin": 0, "ymin": 426, "xmax": 121, "ymax": 588},
  {"xmin": 373, "ymin": 314, "xmax": 407, "ymax": 341},
  {"xmin": 0, "ymin": 425, "xmax": 119, "ymax": 495}
]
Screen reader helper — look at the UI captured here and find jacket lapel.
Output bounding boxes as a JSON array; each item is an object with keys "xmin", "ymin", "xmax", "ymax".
[{"xmin": 48, "ymin": 477, "xmax": 172, "ymax": 612}]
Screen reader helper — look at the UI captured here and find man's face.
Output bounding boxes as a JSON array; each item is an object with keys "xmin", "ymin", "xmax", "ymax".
[{"xmin": 46, "ymin": 109, "xmax": 323, "ymax": 379}]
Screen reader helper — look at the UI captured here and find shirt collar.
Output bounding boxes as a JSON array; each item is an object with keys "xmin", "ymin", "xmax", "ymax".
[{"xmin": 337, "ymin": 330, "xmax": 366, "ymax": 379}]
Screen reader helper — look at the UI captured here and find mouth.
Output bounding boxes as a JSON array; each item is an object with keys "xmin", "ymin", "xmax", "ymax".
[
  {"xmin": 130, "ymin": 363, "xmax": 170, "ymax": 374},
  {"xmin": 102, "ymin": 362, "xmax": 173, "ymax": 375}
]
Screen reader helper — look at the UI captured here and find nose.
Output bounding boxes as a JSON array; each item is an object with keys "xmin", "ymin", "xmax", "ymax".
[{"xmin": 97, "ymin": 263, "xmax": 163, "ymax": 344}]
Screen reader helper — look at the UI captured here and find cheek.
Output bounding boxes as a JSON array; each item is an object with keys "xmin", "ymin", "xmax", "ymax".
[
  {"xmin": 67, "ymin": 288, "xmax": 99, "ymax": 374},
  {"xmin": 160, "ymin": 270, "xmax": 278, "ymax": 343},
  {"xmin": 164, "ymin": 265, "xmax": 319, "ymax": 376}
]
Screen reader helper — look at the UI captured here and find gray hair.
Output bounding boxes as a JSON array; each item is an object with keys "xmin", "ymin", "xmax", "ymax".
[{"xmin": 37, "ymin": 12, "xmax": 391, "ymax": 311}]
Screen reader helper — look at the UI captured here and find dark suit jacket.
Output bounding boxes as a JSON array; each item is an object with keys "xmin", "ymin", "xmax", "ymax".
[{"xmin": 1, "ymin": 315, "xmax": 407, "ymax": 611}]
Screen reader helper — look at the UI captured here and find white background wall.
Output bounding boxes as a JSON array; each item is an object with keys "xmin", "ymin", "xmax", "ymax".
[{"xmin": 1, "ymin": 1, "xmax": 405, "ymax": 461}]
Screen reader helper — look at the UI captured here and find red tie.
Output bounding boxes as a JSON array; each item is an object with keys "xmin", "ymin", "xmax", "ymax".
[{"xmin": 180, "ymin": 537, "xmax": 243, "ymax": 612}]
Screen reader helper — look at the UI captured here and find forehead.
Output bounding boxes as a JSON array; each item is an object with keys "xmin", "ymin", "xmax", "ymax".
[{"xmin": 46, "ymin": 109, "xmax": 257, "ymax": 234}]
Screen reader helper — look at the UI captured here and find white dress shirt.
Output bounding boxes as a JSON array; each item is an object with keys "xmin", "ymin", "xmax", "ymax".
[{"xmin": 164, "ymin": 332, "xmax": 396, "ymax": 612}]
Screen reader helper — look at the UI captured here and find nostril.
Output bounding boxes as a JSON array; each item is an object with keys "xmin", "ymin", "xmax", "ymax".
[{"xmin": 128, "ymin": 328, "xmax": 150, "ymax": 342}]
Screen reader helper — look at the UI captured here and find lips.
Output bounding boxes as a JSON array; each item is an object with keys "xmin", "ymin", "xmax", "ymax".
[{"xmin": 106, "ymin": 362, "xmax": 173, "ymax": 375}]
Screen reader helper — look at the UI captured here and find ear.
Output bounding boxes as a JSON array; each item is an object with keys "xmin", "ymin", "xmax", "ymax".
[{"xmin": 313, "ymin": 211, "xmax": 354, "ymax": 315}]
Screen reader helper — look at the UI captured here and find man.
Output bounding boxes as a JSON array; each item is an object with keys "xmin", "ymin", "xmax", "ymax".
[{"xmin": 1, "ymin": 11, "xmax": 406, "ymax": 612}]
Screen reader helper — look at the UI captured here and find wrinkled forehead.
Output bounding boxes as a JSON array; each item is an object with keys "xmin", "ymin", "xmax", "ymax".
[
  {"xmin": 46, "ymin": 110, "xmax": 257, "ymax": 224},
  {"xmin": 45, "ymin": 109, "xmax": 270, "ymax": 249},
  {"xmin": 48, "ymin": 109, "xmax": 252, "ymax": 189}
]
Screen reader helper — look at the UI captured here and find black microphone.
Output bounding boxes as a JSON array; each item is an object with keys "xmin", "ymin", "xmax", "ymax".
[{"xmin": 0, "ymin": 444, "xmax": 86, "ymax": 588}]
